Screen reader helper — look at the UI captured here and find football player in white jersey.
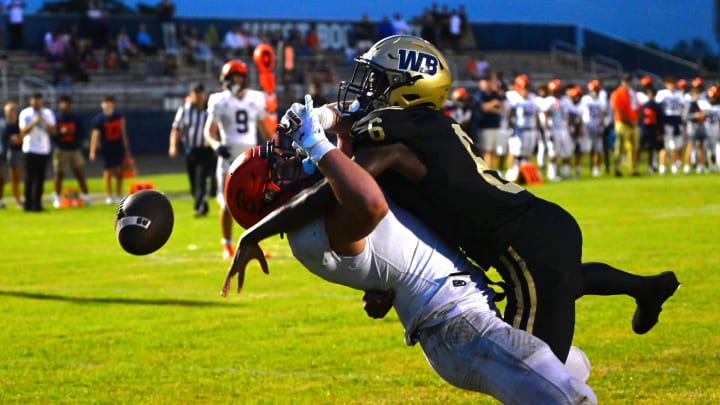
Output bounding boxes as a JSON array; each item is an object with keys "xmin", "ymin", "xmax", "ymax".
[
  {"xmin": 203, "ymin": 59, "xmax": 274, "ymax": 259},
  {"xmin": 540, "ymin": 79, "xmax": 574, "ymax": 180},
  {"xmin": 655, "ymin": 77, "xmax": 686, "ymax": 174},
  {"xmin": 221, "ymin": 98, "xmax": 597, "ymax": 404},
  {"xmin": 579, "ymin": 80, "xmax": 608, "ymax": 177},
  {"xmin": 701, "ymin": 86, "xmax": 720, "ymax": 171},
  {"xmin": 505, "ymin": 74, "xmax": 541, "ymax": 181}
]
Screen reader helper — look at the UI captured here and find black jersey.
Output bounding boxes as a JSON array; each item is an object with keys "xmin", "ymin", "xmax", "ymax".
[{"xmin": 351, "ymin": 106, "xmax": 536, "ymax": 266}]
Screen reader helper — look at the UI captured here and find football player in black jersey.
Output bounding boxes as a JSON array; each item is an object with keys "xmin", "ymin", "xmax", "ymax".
[{"xmin": 232, "ymin": 35, "xmax": 679, "ymax": 362}]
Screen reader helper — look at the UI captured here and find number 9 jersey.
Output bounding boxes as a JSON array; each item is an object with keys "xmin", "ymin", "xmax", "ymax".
[{"xmin": 207, "ymin": 89, "xmax": 267, "ymax": 149}]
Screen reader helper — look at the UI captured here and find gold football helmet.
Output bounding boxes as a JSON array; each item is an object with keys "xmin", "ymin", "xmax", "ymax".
[{"xmin": 338, "ymin": 35, "xmax": 452, "ymax": 112}]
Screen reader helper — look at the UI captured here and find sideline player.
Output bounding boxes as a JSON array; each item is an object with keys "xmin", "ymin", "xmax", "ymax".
[
  {"xmin": 655, "ymin": 76, "xmax": 686, "ymax": 175},
  {"xmin": 52, "ymin": 95, "xmax": 91, "ymax": 207},
  {"xmin": 579, "ymin": 80, "xmax": 607, "ymax": 177},
  {"xmin": 280, "ymin": 36, "xmax": 679, "ymax": 362},
  {"xmin": 89, "ymin": 95, "xmax": 132, "ymax": 204},
  {"xmin": 203, "ymin": 59, "xmax": 274, "ymax": 259},
  {"xmin": 221, "ymin": 103, "xmax": 597, "ymax": 404}
]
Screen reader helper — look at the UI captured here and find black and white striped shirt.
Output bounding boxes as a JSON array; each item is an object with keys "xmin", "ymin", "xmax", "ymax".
[{"xmin": 172, "ymin": 101, "xmax": 209, "ymax": 149}]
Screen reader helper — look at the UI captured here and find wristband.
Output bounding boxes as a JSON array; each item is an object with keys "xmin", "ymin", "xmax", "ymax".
[
  {"xmin": 305, "ymin": 138, "xmax": 335, "ymax": 163},
  {"xmin": 313, "ymin": 106, "xmax": 337, "ymax": 130}
]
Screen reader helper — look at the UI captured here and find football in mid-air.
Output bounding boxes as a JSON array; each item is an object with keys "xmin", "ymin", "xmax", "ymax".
[{"xmin": 115, "ymin": 189, "xmax": 174, "ymax": 255}]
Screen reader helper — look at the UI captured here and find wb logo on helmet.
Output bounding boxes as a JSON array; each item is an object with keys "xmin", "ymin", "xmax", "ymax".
[{"xmin": 397, "ymin": 49, "xmax": 438, "ymax": 75}]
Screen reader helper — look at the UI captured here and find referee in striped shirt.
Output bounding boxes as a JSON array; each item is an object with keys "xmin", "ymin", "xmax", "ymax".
[{"xmin": 169, "ymin": 82, "xmax": 216, "ymax": 216}]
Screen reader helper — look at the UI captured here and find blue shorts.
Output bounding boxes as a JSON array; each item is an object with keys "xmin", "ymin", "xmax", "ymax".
[{"xmin": 102, "ymin": 150, "xmax": 125, "ymax": 169}]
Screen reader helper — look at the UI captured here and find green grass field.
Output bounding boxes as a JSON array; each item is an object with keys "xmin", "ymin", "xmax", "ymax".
[{"xmin": 1, "ymin": 171, "xmax": 719, "ymax": 404}]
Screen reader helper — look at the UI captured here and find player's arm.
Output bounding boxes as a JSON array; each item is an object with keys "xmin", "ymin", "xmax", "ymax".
[
  {"xmin": 42, "ymin": 110, "xmax": 57, "ymax": 136},
  {"xmin": 203, "ymin": 119, "xmax": 220, "ymax": 149},
  {"xmin": 168, "ymin": 128, "xmax": 180, "ymax": 157},
  {"xmin": 19, "ymin": 111, "xmax": 38, "ymax": 138},
  {"xmin": 169, "ymin": 106, "xmax": 183, "ymax": 157},
  {"xmin": 89, "ymin": 128, "xmax": 99, "ymax": 161},
  {"xmin": 120, "ymin": 117, "xmax": 132, "ymax": 157},
  {"xmin": 222, "ymin": 142, "xmax": 426, "ymax": 296}
]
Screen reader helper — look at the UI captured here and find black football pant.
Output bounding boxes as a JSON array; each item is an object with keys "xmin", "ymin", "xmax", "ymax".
[
  {"xmin": 493, "ymin": 198, "xmax": 582, "ymax": 362},
  {"xmin": 186, "ymin": 147, "xmax": 216, "ymax": 212},
  {"xmin": 23, "ymin": 152, "xmax": 49, "ymax": 211}
]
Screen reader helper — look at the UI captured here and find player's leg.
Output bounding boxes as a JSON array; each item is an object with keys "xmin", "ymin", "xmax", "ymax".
[
  {"xmin": 0, "ymin": 161, "xmax": 5, "ymax": 208},
  {"xmin": 419, "ymin": 311, "xmax": 596, "ymax": 404},
  {"xmin": 113, "ymin": 166, "xmax": 124, "ymax": 202},
  {"xmin": 102, "ymin": 168, "xmax": 113, "ymax": 204},
  {"xmin": 185, "ymin": 150, "xmax": 197, "ymax": 207},
  {"xmin": 494, "ymin": 198, "xmax": 581, "ymax": 362},
  {"xmin": 70, "ymin": 150, "xmax": 90, "ymax": 202},
  {"xmin": 52, "ymin": 150, "xmax": 64, "ymax": 207},
  {"xmin": 215, "ymin": 156, "xmax": 234, "ymax": 258},
  {"xmin": 195, "ymin": 147, "xmax": 214, "ymax": 216},
  {"xmin": 33, "ymin": 154, "xmax": 49, "ymax": 211},
  {"xmin": 10, "ymin": 162, "xmax": 22, "ymax": 207},
  {"xmin": 580, "ymin": 262, "xmax": 679, "ymax": 334}
]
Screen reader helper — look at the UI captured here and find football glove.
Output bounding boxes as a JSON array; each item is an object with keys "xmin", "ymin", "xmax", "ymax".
[
  {"xmin": 281, "ymin": 95, "xmax": 334, "ymax": 163},
  {"xmin": 216, "ymin": 145, "xmax": 231, "ymax": 159}
]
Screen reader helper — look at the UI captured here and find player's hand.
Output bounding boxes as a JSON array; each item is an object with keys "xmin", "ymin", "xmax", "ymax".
[
  {"xmin": 221, "ymin": 239, "xmax": 269, "ymax": 297},
  {"xmin": 277, "ymin": 102, "xmax": 304, "ymax": 136},
  {"xmin": 216, "ymin": 145, "xmax": 231, "ymax": 159},
  {"xmin": 362, "ymin": 289, "xmax": 395, "ymax": 319}
]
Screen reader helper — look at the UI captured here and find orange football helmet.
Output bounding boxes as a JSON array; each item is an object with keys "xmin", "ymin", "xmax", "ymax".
[
  {"xmin": 547, "ymin": 79, "xmax": 563, "ymax": 94},
  {"xmin": 514, "ymin": 74, "xmax": 529, "ymax": 90},
  {"xmin": 225, "ymin": 142, "xmax": 311, "ymax": 229},
  {"xmin": 708, "ymin": 86, "xmax": 719, "ymax": 100},
  {"xmin": 587, "ymin": 79, "xmax": 601, "ymax": 92},
  {"xmin": 451, "ymin": 87, "xmax": 468, "ymax": 101},
  {"xmin": 220, "ymin": 60, "xmax": 249, "ymax": 92}
]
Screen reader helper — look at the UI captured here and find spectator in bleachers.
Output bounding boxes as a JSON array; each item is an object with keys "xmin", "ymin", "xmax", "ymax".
[
  {"xmin": 391, "ymin": 13, "xmax": 409, "ymax": 35},
  {"xmin": 448, "ymin": 8, "xmax": 463, "ymax": 53},
  {"xmin": 222, "ymin": 26, "xmax": 247, "ymax": 57},
  {"xmin": 156, "ymin": 0, "xmax": 177, "ymax": 54},
  {"xmin": 85, "ymin": 0, "xmax": 109, "ymax": 49},
  {"xmin": 5, "ymin": 0, "xmax": 24, "ymax": 50},
  {"xmin": 353, "ymin": 13, "xmax": 377, "ymax": 52},
  {"xmin": 79, "ymin": 39, "xmax": 99, "ymax": 70},
  {"xmin": 116, "ymin": 25, "xmax": 138, "ymax": 59},
  {"xmin": 437, "ymin": 4, "xmax": 451, "ymax": 48},
  {"xmin": 103, "ymin": 39, "xmax": 122, "ymax": 70},
  {"xmin": 181, "ymin": 26, "xmax": 212, "ymax": 67},
  {"xmin": 305, "ymin": 25, "xmax": 320, "ymax": 55},
  {"xmin": 418, "ymin": 10, "xmax": 437, "ymax": 46},
  {"xmin": 135, "ymin": 23, "xmax": 157, "ymax": 56},
  {"xmin": 377, "ymin": 16, "xmax": 395, "ymax": 39}
]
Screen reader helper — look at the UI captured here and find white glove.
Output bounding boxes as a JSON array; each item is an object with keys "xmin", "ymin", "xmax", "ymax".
[{"xmin": 288, "ymin": 95, "xmax": 335, "ymax": 163}]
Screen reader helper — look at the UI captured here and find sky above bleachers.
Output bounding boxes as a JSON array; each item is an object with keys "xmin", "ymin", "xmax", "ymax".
[{"xmin": 27, "ymin": 0, "xmax": 716, "ymax": 50}]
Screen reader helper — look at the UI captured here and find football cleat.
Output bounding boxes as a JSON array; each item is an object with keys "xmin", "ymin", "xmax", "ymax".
[{"xmin": 632, "ymin": 271, "xmax": 680, "ymax": 334}]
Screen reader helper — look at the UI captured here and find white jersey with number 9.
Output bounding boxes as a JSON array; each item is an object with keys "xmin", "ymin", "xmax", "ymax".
[{"xmin": 207, "ymin": 89, "xmax": 267, "ymax": 149}]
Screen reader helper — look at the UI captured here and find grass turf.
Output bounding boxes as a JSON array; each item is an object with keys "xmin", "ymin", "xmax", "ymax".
[{"xmin": 0, "ymin": 172, "xmax": 718, "ymax": 404}]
